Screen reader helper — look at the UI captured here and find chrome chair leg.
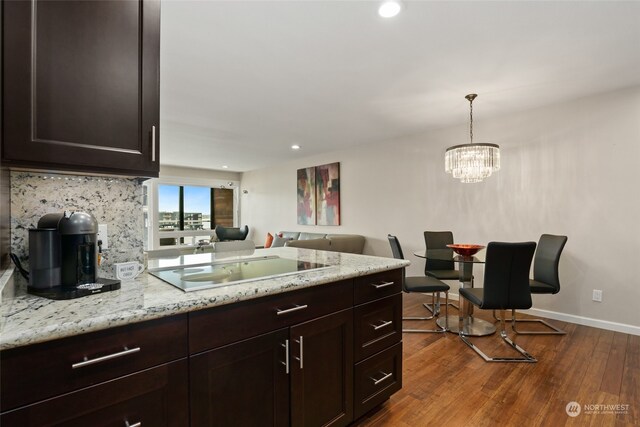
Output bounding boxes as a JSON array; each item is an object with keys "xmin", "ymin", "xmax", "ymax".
[
  {"xmin": 460, "ymin": 308, "xmax": 537, "ymax": 363},
  {"xmin": 492, "ymin": 309, "xmax": 566, "ymax": 335},
  {"xmin": 423, "ymin": 299, "xmax": 459, "ymax": 314},
  {"xmin": 403, "ymin": 291, "xmax": 448, "ymax": 333},
  {"xmin": 404, "ymin": 292, "xmax": 437, "ymax": 321}
]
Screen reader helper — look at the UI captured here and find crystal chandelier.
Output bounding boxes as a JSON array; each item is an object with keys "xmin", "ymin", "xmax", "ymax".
[{"xmin": 445, "ymin": 94, "xmax": 500, "ymax": 183}]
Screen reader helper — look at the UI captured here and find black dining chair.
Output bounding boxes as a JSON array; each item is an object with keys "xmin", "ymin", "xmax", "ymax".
[
  {"xmin": 388, "ymin": 235, "xmax": 450, "ymax": 333},
  {"xmin": 458, "ymin": 241, "xmax": 537, "ymax": 363},
  {"xmin": 424, "ymin": 231, "xmax": 459, "ymax": 280},
  {"xmin": 507, "ymin": 234, "xmax": 568, "ymax": 335},
  {"xmin": 423, "ymin": 231, "xmax": 464, "ymax": 313}
]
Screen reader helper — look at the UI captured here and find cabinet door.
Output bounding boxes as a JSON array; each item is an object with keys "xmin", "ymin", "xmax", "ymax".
[
  {"xmin": 0, "ymin": 359, "xmax": 188, "ymax": 427},
  {"xmin": 190, "ymin": 328, "xmax": 290, "ymax": 427},
  {"xmin": 290, "ymin": 309, "xmax": 354, "ymax": 427},
  {"xmin": 2, "ymin": 0, "xmax": 160, "ymax": 177}
]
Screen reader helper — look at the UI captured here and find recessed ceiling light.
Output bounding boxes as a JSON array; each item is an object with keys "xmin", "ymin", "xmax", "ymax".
[
  {"xmin": 291, "ymin": 144, "xmax": 301, "ymax": 150},
  {"xmin": 378, "ymin": 1, "xmax": 401, "ymax": 18},
  {"xmin": 222, "ymin": 165, "xmax": 229, "ymax": 169}
]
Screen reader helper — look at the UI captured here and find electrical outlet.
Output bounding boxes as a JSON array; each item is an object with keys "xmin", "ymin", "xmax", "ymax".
[
  {"xmin": 97, "ymin": 224, "xmax": 108, "ymax": 250},
  {"xmin": 592, "ymin": 289, "xmax": 602, "ymax": 302}
]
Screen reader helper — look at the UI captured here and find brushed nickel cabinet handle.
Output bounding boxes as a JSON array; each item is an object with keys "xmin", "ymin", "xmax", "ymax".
[
  {"xmin": 371, "ymin": 281, "xmax": 394, "ymax": 289},
  {"xmin": 276, "ymin": 304, "xmax": 308, "ymax": 315},
  {"xmin": 72, "ymin": 347, "xmax": 141, "ymax": 369},
  {"xmin": 281, "ymin": 339, "xmax": 290, "ymax": 374},
  {"xmin": 151, "ymin": 126, "xmax": 156, "ymax": 162},
  {"xmin": 294, "ymin": 336, "xmax": 304, "ymax": 369},
  {"xmin": 371, "ymin": 320, "xmax": 393, "ymax": 330},
  {"xmin": 371, "ymin": 371, "xmax": 393, "ymax": 385}
]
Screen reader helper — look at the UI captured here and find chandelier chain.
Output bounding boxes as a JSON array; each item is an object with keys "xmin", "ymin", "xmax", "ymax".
[{"xmin": 469, "ymin": 98, "xmax": 473, "ymax": 144}]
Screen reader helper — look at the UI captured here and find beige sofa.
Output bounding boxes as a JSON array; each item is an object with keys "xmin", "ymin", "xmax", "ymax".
[{"xmin": 276, "ymin": 231, "xmax": 365, "ymax": 254}]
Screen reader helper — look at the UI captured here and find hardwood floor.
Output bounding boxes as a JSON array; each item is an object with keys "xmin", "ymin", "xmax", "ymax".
[{"xmin": 352, "ymin": 292, "xmax": 639, "ymax": 427}]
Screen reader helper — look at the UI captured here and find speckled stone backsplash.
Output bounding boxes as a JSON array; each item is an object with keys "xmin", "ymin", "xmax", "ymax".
[{"xmin": 10, "ymin": 171, "xmax": 145, "ymax": 279}]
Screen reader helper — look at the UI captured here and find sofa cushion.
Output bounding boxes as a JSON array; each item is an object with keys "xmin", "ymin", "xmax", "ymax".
[
  {"xmin": 299, "ymin": 232, "xmax": 327, "ymax": 240},
  {"xmin": 280, "ymin": 231, "xmax": 300, "ymax": 240},
  {"xmin": 285, "ymin": 238, "xmax": 331, "ymax": 251},
  {"xmin": 271, "ymin": 235, "xmax": 293, "ymax": 248},
  {"xmin": 328, "ymin": 235, "xmax": 365, "ymax": 254},
  {"xmin": 275, "ymin": 231, "xmax": 366, "ymax": 254}
]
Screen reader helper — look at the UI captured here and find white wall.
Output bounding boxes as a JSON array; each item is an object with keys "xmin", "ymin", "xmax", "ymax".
[
  {"xmin": 241, "ymin": 87, "xmax": 640, "ymax": 328},
  {"xmin": 160, "ymin": 165, "xmax": 241, "ymax": 181}
]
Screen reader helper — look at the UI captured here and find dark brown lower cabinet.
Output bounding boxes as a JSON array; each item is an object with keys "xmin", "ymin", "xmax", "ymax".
[
  {"xmin": 0, "ymin": 270, "xmax": 403, "ymax": 426},
  {"xmin": 190, "ymin": 328, "xmax": 290, "ymax": 427},
  {"xmin": 0, "ymin": 359, "xmax": 188, "ymax": 427},
  {"xmin": 290, "ymin": 309, "xmax": 354, "ymax": 427},
  {"xmin": 190, "ymin": 309, "xmax": 354, "ymax": 427}
]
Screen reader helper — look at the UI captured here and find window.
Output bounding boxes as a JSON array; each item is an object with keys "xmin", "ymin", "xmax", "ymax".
[{"xmin": 144, "ymin": 178, "xmax": 239, "ymax": 250}]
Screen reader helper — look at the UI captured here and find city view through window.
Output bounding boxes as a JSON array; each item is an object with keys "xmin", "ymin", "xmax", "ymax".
[
  {"xmin": 158, "ymin": 185, "xmax": 211, "ymax": 231},
  {"xmin": 158, "ymin": 185, "xmax": 234, "ymax": 245}
]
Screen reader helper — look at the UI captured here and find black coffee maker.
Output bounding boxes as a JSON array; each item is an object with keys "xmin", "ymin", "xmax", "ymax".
[{"xmin": 27, "ymin": 211, "xmax": 120, "ymax": 300}]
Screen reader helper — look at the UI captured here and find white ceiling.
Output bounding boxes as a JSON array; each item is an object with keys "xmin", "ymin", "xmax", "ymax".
[{"xmin": 160, "ymin": 0, "xmax": 640, "ymax": 172}]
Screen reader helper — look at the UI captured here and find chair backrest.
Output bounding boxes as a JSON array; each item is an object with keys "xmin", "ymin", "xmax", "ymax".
[
  {"xmin": 387, "ymin": 234, "xmax": 405, "ymax": 260},
  {"xmin": 482, "ymin": 241, "xmax": 537, "ymax": 310},
  {"xmin": 215, "ymin": 225, "xmax": 249, "ymax": 241},
  {"xmin": 387, "ymin": 234, "xmax": 408, "ymax": 292},
  {"xmin": 424, "ymin": 231, "xmax": 455, "ymax": 272},
  {"xmin": 533, "ymin": 234, "xmax": 568, "ymax": 293}
]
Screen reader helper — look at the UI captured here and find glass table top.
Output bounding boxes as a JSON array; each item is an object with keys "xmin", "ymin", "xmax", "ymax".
[{"xmin": 413, "ymin": 249, "xmax": 486, "ymax": 263}]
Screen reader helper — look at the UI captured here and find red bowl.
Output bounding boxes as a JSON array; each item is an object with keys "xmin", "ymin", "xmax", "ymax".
[{"xmin": 446, "ymin": 244, "xmax": 485, "ymax": 257}]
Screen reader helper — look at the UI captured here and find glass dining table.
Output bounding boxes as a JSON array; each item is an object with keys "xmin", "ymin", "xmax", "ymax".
[{"xmin": 413, "ymin": 249, "xmax": 496, "ymax": 337}]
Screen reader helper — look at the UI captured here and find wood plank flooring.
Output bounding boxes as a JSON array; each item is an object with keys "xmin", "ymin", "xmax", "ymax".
[{"xmin": 352, "ymin": 292, "xmax": 639, "ymax": 427}]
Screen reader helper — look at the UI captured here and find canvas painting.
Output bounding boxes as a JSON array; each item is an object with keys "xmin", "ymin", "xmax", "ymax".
[
  {"xmin": 316, "ymin": 162, "xmax": 340, "ymax": 226},
  {"xmin": 297, "ymin": 167, "xmax": 316, "ymax": 225}
]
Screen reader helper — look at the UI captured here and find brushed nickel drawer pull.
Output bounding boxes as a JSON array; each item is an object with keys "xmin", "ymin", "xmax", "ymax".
[
  {"xmin": 371, "ymin": 371, "xmax": 393, "ymax": 385},
  {"xmin": 294, "ymin": 336, "xmax": 304, "ymax": 369},
  {"xmin": 72, "ymin": 346, "xmax": 141, "ymax": 369},
  {"xmin": 371, "ymin": 281, "xmax": 394, "ymax": 289},
  {"xmin": 371, "ymin": 320, "xmax": 393, "ymax": 330},
  {"xmin": 151, "ymin": 126, "xmax": 156, "ymax": 162},
  {"xmin": 125, "ymin": 422, "xmax": 141, "ymax": 427},
  {"xmin": 281, "ymin": 340, "xmax": 290, "ymax": 374},
  {"xmin": 276, "ymin": 304, "xmax": 308, "ymax": 315}
]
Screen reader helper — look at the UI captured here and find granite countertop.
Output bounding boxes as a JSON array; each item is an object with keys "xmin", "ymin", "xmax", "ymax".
[{"xmin": 0, "ymin": 247, "xmax": 409, "ymax": 350}]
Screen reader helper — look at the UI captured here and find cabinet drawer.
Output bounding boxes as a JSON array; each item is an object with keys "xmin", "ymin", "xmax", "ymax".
[
  {"xmin": 354, "ymin": 294, "xmax": 402, "ymax": 362},
  {"xmin": 354, "ymin": 342, "xmax": 402, "ymax": 420},
  {"xmin": 189, "ymin": 280, "xmax": 354, "ymax": 354},
  {"xmin": 1, "ymin": 314, "xmax": 187, "ymax": 411},
  {"xmin": 354, "ymin": 269, "xmax": 402, "ymax": 305},
  {"xmin": 1, "ymin": 359, "xmax": 188, "ymax": 427}
]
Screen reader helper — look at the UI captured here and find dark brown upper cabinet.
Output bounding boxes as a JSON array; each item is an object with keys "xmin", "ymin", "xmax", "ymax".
[{"xmin": 2, "ymin": 0, "xmax": 160, "ymax": 178}]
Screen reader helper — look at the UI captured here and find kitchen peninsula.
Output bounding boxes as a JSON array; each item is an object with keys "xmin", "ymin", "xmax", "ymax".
[{"xmin": 0, "ymin": 247, "xmax": 408, "ymax": 426}]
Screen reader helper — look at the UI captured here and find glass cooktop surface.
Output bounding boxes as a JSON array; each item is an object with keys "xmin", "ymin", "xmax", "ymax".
[{"xmin": 150, "ymin": 256, "xmax": 330, "ymax": 292}]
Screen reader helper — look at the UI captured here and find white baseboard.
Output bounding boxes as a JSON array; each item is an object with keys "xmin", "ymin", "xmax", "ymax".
[{"xmin": 448, "ymin": 292, "xmax": 640, "ymax": 336}]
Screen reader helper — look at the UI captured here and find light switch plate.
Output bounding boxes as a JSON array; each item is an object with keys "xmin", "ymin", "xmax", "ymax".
[{"xmin": 98, "ymin": 224, "xmax": 108, "ymax": 250}]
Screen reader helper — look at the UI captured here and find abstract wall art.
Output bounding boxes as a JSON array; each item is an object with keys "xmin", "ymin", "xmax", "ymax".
[
  {"xmin": 315, "ymin": 162, "xmax": 340, "ymax": 226},
  {"xmin": 296, "ymin": 166, "xmax": 316, "ymax": 225}
]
